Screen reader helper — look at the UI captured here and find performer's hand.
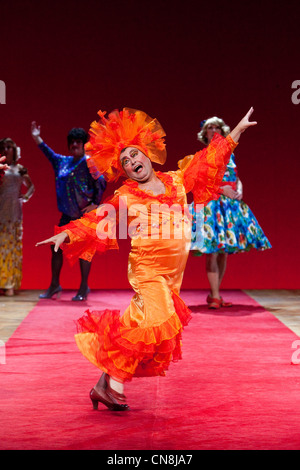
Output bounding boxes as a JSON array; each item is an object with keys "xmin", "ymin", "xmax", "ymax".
[
  {"xmin": 230, "ymin": 107, "xmax": 257, "ymax": 142},
  {"xmin": 221, "ymin": 185, "xmax": 239, "ymax": 199},
  {"xmin": 82, "ymin": 203, "xmax": 98, "ymax": 214},
  {"xmin": 238, "ymin": 107, "xmax": 257, "ymax": 131},
  {"xmin": 31, "ymin": 121, "xmax": 43, "ymax": 145},
  {"xmin": 36, "ymin": 231, "xmax": 69, "ymax": 252},
  {"xmin": 0, "ymin": 155, "xmax": 9, "ymax": 171}
]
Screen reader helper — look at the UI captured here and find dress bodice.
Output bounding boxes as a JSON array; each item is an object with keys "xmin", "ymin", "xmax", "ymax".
[{"xmin": 0, "ymin": 165, "xmax": 24, "ymax": 223}]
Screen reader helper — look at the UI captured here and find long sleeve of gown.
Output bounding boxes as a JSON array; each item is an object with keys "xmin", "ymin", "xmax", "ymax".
[
  {"xmin": 55, "ymin": 192, "xmax": 120, "ymax": 264},
  {"xmin": 178, "ymin": 133, "xmax": 238, "ymax": 205}
]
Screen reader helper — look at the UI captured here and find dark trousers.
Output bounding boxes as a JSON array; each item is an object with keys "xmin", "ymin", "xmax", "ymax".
[{"xmin": 49, "ymin": 213, "xmax": 91, "ymax": 291}]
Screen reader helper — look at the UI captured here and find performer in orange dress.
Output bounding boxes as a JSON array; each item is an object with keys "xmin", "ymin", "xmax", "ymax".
[{"xmin": 36, "ymin": 107, "xmax": 257, "ymax": 411}]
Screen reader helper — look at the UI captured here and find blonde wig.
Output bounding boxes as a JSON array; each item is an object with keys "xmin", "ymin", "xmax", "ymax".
[{"xmin": 197, "ymin": 117, "xmax": 230, "ymax": 145}]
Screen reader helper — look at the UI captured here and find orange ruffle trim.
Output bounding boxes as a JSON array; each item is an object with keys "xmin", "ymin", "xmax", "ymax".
[
  {"xmin": 74, "ymin": 291, "xmax": 192, "ymax": 382},
  {"xmin": 124, "ymin": 171, "xmax": 179, "ymax": 206},
  {"xmin": 54, "ymin": 207, "xmax": 119, "ymax": 265},
  {"xmin": 179, "ymin": 134, "xmax": 238, "ymax": 206}
]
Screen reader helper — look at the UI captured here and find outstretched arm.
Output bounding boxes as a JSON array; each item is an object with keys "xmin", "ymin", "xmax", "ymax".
[
  {"xmin": 31, "ymin": 121, "xmax": 62, "ymax": 166},
  {"xmin": 230, "ymin": 107, "xmax": 257, "ymax": 142},
  {"xmin": 31, "ymin": 121, "xmax": 43, "ymax": 145},
  {"xmin": 36, "ymin": 231, "xmax": 70, "ymax": 252},
  {"xmin": 36, "ymin": 192, "xmax": 121, "ymax": 264}
]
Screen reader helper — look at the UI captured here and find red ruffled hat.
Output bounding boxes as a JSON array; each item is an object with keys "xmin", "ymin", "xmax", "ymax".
[{"xmin": 85, "ymin": 108, "xmax": 167, "ymax": 182}]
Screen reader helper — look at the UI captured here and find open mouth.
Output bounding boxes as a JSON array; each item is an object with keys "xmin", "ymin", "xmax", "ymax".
[{"xmin": 133, "ymin": 164, "xmax": 143, "ymax": 173}]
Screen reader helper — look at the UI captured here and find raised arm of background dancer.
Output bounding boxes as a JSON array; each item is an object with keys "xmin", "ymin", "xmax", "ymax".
[
  {"xmin": 229, "ymin": 107, "xmax": 257, "ymax": 142},
  {"xmin": 31, "ymin": 121, "xmax": 63, "ymax": 169},
  {"xmin": 31, "ymin": 121, "xmax": 43, "ymax": 145}
]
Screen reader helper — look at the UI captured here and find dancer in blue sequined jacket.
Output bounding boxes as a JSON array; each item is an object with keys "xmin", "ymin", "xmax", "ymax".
[{"xmin": 31, "ymin": 122, "xmax": 106, "ymax": 301}]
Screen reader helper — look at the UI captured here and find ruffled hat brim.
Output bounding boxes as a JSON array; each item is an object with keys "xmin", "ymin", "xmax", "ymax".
[{"xmin": 85, "ymin": 108, "xmax": 167, "ymax": 182}]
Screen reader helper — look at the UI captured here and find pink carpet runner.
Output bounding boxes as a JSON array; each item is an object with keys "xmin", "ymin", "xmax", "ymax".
[{"xmin": 1, "ymin": 289, "xmax": 300, "ymax": 450}]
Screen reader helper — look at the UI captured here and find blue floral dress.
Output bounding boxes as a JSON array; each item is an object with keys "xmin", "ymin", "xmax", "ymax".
[{"xmin": 189, "ymin": 154, "xmax": 272, "ymax": 254}]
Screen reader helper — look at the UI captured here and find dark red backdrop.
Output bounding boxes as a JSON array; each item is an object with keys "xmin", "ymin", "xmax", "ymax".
[{"xmin": 1, "ymin": 0, "xmax": 299, "ymax": 290}]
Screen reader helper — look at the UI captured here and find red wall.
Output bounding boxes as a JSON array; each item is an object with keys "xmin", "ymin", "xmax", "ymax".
[{"xmin": 1, "ymin": 0, "xmax": 299, "ymax": 290}]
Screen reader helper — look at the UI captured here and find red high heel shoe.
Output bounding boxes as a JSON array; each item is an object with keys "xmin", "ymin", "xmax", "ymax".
[
  {"xmin": 206, "ymin": 294, "xmax": 232, "ymax": 309},
  {"xmin": 89, "ymin": 387, "xmax": 129, "ymax": 411},
  {"xmin": 220, "ymin": 297, "xmax": 233, "ymax": 308},
  {"xmin": 207, "ymin": 297, "xmax": 222, "ymax": 309}
]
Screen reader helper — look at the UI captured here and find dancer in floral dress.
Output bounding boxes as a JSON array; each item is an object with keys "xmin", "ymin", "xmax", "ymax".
[{"xmin": 188, "ymin": 116, "xmax": 271, "ymax": 309}]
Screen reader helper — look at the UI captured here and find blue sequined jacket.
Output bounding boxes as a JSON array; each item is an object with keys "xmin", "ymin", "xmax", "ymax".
[{"xmin": 39, "ymin": 142, "xmax": 106, "ymax": 218}]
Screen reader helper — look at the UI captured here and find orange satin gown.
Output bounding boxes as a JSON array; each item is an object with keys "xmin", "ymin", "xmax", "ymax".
[{"xmin": 58, "ymin": 134, "xmax": 237, "ymax": 381}]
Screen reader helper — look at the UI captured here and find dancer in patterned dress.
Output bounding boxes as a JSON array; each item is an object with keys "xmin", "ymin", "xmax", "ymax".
[
  {"xmin": 188, "ymin": 116, "xmax": 271, "ymax": 309},
  {"xmin": 0, "ymin": 139, "xmax": 35, "ymax": 296}
]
